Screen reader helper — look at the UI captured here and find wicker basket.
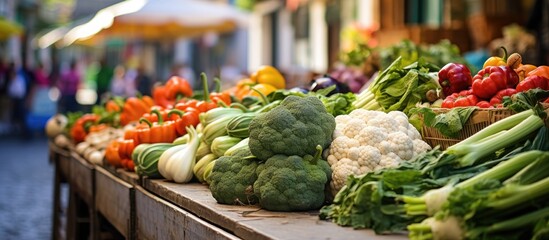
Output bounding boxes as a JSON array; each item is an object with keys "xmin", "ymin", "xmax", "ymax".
[{"xmin": 421, "ymin": 108, "xmax": 515, "ymax": 150}]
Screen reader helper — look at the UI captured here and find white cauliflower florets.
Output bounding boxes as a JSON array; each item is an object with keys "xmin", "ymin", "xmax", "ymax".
[
  {"xmin": 388, "ymin": 111, "xmax": 410, "ymax": 128},
  {"xmin": 407, "ymin": 124, "xmax": 422, "ymax": 140},
  {"xmin": 355, "ymin": 126, "xmax": 387, "ymax": 148},
  {"xmin": 413, "ymin": 138, "xmax": 432, "ymax": 156},
  {"xmin": 378, "ymin": 132, "xmax": 414, "ymax": 160},
  {"xmin": 367, "ymin": 114, "xmax": 399, "ymax": 133},
  {"xmin": 348, "ymin": 145, "xmax": 381, "ymax": 170},
  {"xmin": 343, "ymin": 118, "xmax": 366, "ymax": 139},
  {"xmin": 329, "ymin": 136, "xmax": 360, "ymax": 160},
  {"xmin": 330, "ymin": 158, "xmax": 361, "ymax": 194},
  {"xmin": 376, "ymin": 153, "xmax": 402, "ymax": 170},
  {"xmin": 349, "ymin": 109, "xmax": 383, "ymax": 123},
  {"xmin": 334, "ymin": 115, "xmax": 353, "ymax": 138}
]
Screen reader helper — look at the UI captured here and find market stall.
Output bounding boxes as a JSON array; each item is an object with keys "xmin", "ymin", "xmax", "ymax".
[{"xmin": 47, "ymin": 43, "xmax": 549, "ymax": 240}]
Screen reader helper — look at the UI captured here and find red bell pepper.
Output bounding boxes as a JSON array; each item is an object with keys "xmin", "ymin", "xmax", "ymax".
[
  {"xmin": 516, "ymin": 75, "xmax": 549, "ymax": 92},
  {"xmin": 441, "ymin": 90, "xmax": 479, "ymax": 108},
  {"xmin": 438, "ymin": 63, "xmax": 473, "ymax": 96},
  {"xmin": 489, "ymin": 88, "xmax": 518, "ymax": 106},
  {"xmin": 472, "ymin": 66, "xmax": 520, "ymax": 99}
]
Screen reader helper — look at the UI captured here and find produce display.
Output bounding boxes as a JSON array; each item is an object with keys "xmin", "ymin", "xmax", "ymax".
[{"xmin": 46, "ymin": 41, "xmax": 549, "ymax": 240}]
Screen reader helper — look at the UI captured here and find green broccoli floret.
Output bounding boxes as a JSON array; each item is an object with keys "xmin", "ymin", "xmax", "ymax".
[
  {"xmin": 248, "ymin": 95, "xmax": 336, "ymax": 161},
  {"xmin": 253, "ymin": 146, "xmax": 332, "ymax": 211},
  {"xmin": 209, "ymin": 147, "xmax": 260, "ymax": 205}
]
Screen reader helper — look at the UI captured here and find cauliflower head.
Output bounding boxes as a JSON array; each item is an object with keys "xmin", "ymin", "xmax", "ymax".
[
  {"xmin": 209, "ymin": 147, "xmax": 260, "ymax": 205},
  {"xmin": 327, "ymin": 109, "xmax": 432, "ymax": 194},
  {"xmin": 253, "ymin": 147, "xmax": 331, "ymax": 211},
  {"xmin": 249, "ymin": 96, "xmax": 336, "ymax": 161}
]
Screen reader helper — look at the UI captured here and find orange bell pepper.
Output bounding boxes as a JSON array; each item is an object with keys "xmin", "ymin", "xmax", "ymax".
[
  {"xmin": 117, "ymin": 139, "xmax": 136, "ymax": 160},
  {"xmin": 137, "ymin": 109, "xmax": 177, "ymax": 143},
  {"xmin": 165, "ymin": 76, "xmax": 193, "ymax": 101},
  {"xmin": 105, "ymin": 141, "xmax": 122, "ymax": 167},
  {"xmin": 515, "ymin": 64, "xmax": 537, "ymax": 81},
  {"xmin": 483, "ymin": 47, "xmax": 508, "ymax": 69},
  {"xmin": 167, "ymin": 109, "xmax": 200, "ymax": 136},
  {"xmin": 123, "ymin": 159, "xmax": 135, "ymax": 172},
  {"xmin": 152, "ymin": 85, "xmax": 174, "ymax": 108},
  {"xmin": 88, "ymin": 123, "xmax": 108, "ymax": 133},
  {"xmin": 105, "ymin": 97, "xmax": 123, "ymax": 113},
  {"xmin": 70, "ymin": 114, "xmax": 99, "ymax": 143},
  {"xmin": 527, "ymin": 66, "xmax": 549, "ymax": 80},
  {"xmin": 120, "ymin": 97, "xmax": 154, "ymax": 126}
]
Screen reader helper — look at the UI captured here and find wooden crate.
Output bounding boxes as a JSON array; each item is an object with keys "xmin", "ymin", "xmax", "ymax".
[
  {"xmin": 70, "ymin": 152, "xmax": 95, "ymax": 206},
  {"xmin": 135, "ymin": 186, "xmax": 238, "ymax": 240},
  {"xmin": 95, "ymin": 166, "xmax": 134, "ymax": 239}
]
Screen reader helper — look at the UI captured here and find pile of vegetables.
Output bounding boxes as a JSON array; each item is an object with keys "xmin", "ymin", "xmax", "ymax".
[
  {"xmin": 209, "ymin": 96, "xmax": 334, "ymax": 211},
  {"xmin": 320, "ymin": 103, "xmax": 549, "ymax": 236},
  {"xmin": 438, "ymin": 50, "xmax": 549, "ymax": 109},
  {"xmin": 327, "ymin": 109, "xmax": 432, "ymax": 195}
]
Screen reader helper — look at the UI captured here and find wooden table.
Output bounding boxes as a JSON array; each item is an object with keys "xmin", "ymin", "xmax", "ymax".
[
  {"xmin": 142, "ymin": 179, "xmax": 407, "ymax": 240},
  {"xmin": 50, "ymin": 144, "xmax": 408, "ymax": 240}
]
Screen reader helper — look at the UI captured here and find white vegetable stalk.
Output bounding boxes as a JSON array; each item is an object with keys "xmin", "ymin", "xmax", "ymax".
[{"xmin": 158, "ymin": 126, "xmax": 201, "ymax": 183}]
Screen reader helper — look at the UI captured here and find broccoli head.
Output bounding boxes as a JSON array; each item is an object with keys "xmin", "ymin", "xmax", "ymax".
[
  {"xmin": 209, "ymin": 147, "xmax": 260, "ymax": 205},
  {"xmin": 249, "ymin": 95, "xmax": 336, "ymax": 161},
  {"xmin": 253, "ymin": 146, "xmax": 332, "ymax": 211}
]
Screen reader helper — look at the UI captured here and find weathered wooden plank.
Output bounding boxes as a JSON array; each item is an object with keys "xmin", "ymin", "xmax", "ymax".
[
  {"xmin": 135, "ymin": 186, "xmax": 186, "ymax": 240},
  {"xmin": 185, "ymin": 209, "xmax": 241, "ymax": 240},
  {"xmin": 95, "ymin": 166, "xmax": 134, "ymax": 238},
  {"xmin": 49, "ymin": 141, "xmax": 71, "ymax": 178},
  {"xmin": 143, "ymin": 180, "xmax": 406, "ymax": 240},
  {"xmin": 70, "ymin": 152, "xmax": 94, "ymax": 206},
  {"xmin": 135, "ymin": 185, "xmax": 239, "ymax": 240},
  {"xmin": 117, "ymin": 169, "xmax": 141, "ymax": 186}
]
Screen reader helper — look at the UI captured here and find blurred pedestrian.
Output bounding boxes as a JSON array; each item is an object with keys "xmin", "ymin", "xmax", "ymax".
[
  {"xmin": 0, "ymin": 59, "xmax": 7, "ymax": 94},
  {"xmin": 33, "ymin": 63, "xmax": 50, "ymax": 87},
  {"xmin": 7, "ymin": 66, "xmax": 29, "ymax": 137},
  {"xmin": 135, "ymin": 65, "xmax": 152, "ymax": 96},
  {"xmin": 124, "ymin": 66, "xmax": 138, "ymax": 97},
  {"xmin": 27, "ymin": 63, "xmax": 56, "ymax": 120},
  {"xmin": 95, "ymin": 58, "xmax": 113, "ymax": 103},
  {"xmin": 110, "ymin": 65, "xmax": 126, "ymax": 97},
  {"xmin": 58, "ymin": 60, "xmax": 81, "ymax": 113}
]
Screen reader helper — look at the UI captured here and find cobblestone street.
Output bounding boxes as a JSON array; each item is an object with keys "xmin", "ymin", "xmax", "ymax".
[{"xmin": 0, "ymin": 137, "xmax": 53, "ymax": 240}]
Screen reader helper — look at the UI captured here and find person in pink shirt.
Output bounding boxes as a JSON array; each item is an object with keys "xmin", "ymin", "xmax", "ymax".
[
  {"xmin": 58, "ymin": 60, "xmax": 81, "ymax": 113},
  {"xmin": 34, "ymin": 63, "xmax": 50, "ymax": 87}
]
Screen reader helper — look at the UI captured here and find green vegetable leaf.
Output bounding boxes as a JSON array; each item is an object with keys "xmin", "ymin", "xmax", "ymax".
[
  {"xmin": 429, "ymin": 107, "xmax": 476, "ymax": 138},
  {"xmin": 503, "ymin": 89, "xmax": 549, "ymax": 118}
]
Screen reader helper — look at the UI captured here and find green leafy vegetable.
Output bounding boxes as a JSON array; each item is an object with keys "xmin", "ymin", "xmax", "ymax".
[
  {"xmin": 412, "ymin": 107, "xmax": 476, "ymax": 138},
  {"xmin": 352, "ymin": 57, "xmax": 441, "ymax": 115}
]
